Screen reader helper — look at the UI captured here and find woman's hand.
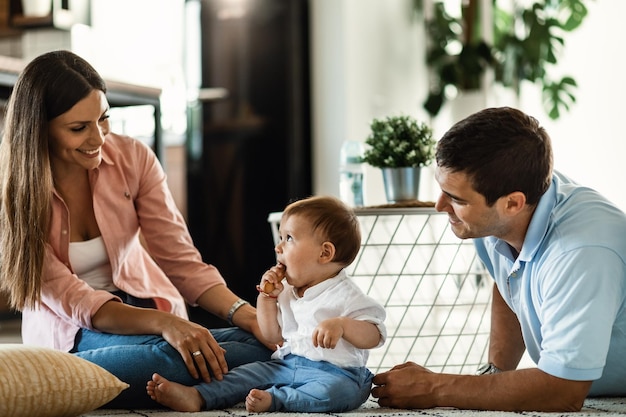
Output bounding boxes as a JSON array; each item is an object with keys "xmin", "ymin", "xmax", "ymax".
[
  {"xmin": 195, "ymin": 285, "xmax": 277, "ymax": 351},
  {"xmin": 92, "ymin": 300, "xmax": 228, "ymax": 383},
  {"xmin": 160, "ymin": 314, "xmax": 228, "ymax": 383}
]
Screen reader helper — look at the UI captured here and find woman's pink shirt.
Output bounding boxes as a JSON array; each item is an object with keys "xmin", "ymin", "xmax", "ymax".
[{"xmin": 21, "ymin": 133, "xmax": 226, "ymax": 351}]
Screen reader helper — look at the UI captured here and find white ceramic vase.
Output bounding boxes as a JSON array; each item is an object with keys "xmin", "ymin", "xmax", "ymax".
[
  {"xmin": 21, "ymin": 0, "xmax": 52, "ymax": 17},
  {"xmin": 381, "ymin": 167, "xmax": 421, "ymax": 203}
]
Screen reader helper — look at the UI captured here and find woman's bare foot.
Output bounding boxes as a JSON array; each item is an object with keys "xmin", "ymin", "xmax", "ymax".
[
  {"xmin": 245, "ymin": 388, "xmax": 272, "ymax": 412},
  {"xmin": 146, "ymin": 373, "xmax": 204, "ymax": 412}
]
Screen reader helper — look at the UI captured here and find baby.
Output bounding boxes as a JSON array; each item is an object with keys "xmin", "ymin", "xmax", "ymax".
[{"xmin": 146, "ymin": 195, "xmax": 386, "ymax": 412}]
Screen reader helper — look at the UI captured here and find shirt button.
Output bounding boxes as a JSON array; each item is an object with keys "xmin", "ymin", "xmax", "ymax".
[{"xmin": 61, "ymin": 229, "xmax": 68, "ymax": 235}]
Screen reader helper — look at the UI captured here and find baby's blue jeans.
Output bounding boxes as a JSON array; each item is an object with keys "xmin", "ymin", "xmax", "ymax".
[{"xmin": 195, "ymin": 354, "xmax": 373, "ymax": 412}]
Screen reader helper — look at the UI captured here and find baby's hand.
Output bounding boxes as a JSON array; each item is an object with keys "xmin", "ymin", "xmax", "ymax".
[
  {"xmin": 312, "ymin": 318, "xmax": 344, "ymax": 349},
  {"xmin": 257, "ymin": 263, "xmax": 285, "ymax": 298}
]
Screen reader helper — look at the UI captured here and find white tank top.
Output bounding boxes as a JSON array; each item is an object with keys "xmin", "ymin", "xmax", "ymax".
[{"xmin": 68, "ymin": 236, "xmax": 117, "ymax": 292}]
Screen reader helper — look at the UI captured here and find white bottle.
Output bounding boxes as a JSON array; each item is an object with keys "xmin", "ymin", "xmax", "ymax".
[{"xmin": 339, "ymin": 140, "xmax": 365, "ymax": 207}]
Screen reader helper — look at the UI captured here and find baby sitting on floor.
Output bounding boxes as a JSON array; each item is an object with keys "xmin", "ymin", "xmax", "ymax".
[{"xmin": 146, "ymin": 195, "xmax": 386, "ymax": 412}]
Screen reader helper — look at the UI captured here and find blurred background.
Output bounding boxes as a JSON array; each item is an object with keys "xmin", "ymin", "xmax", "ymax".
[{"xmin": 0, "ymin": 0, "xmax": 623, "ymax": 326}]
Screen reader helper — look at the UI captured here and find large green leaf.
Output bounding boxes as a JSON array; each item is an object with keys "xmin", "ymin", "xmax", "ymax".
[
  {"xmin": 542, "ymin": 76, "xmax": 577, "ymax": 120},
  {"xmin": 417, "ymin": 0, "xmax": 591, "ymax": 119}
]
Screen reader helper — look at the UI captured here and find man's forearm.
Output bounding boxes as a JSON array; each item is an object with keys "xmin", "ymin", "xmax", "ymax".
[
  {"xmin": 436, "ymin": 368, "xmax": 590, "ymax": 411},
  {"xmin": 489, "ymin": 285, "xmax": 526, "ymax": 370}
]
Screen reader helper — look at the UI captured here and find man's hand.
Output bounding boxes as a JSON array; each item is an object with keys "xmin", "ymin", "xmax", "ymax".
[
  {"xmin": 371, "ymin": 362, "xmax": 437, "ymax": 409},
  {"xmin": 372, "ymin": 362, "xmax": 593, "ymax": 411}
]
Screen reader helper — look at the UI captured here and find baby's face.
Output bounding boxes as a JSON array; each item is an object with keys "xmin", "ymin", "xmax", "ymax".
[{"xmin": 275, "ymin": 214, "xmax": 329, "ymax": 293}]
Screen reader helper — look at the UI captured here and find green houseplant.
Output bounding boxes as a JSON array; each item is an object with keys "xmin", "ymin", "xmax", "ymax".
[
  {"xmin": 361, "ymin": 115, "xmax": 435, "ymax": 168},
  {"xmin": 415, "ymin": 0, "xmax": 589, "ymax": 119},
  {"xmin": 361, "ymin": 115, "xmax": 435, "ymax": 202}
]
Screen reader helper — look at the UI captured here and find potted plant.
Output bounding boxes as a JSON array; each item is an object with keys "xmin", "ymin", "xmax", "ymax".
[
  {"xmin": 361, "ymin": 115, "xmax": 435, "ymax": 203},
  {"xmin": 415, "ymin": 0, "xmax": 589, "ymax": 120}
]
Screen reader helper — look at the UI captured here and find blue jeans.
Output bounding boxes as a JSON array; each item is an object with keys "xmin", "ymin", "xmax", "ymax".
[
  {"xmin": 194, "ymin": 354, "xmax": 373, "ymax": 412},
  {"xmin": 72, "ymin": 327, "xmax": 272, "ymax": 409}
]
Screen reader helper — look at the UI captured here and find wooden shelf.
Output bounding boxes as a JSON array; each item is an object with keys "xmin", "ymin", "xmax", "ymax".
[
  {"xmin": 1, "ymin": 0, "xmax": 88, "ymax": 31},
  {"xmin": 10, "ymin": 13, "xmax": 52, "ymax": 28}
]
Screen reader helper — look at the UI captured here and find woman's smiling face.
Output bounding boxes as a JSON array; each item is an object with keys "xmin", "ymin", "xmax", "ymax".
[{"xmin": 48, "ymin": 89, "xmax": 111, "ymax": 174}]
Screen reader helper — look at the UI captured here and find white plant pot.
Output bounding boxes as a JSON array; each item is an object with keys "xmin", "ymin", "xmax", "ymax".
[
  {"xmin": 450, "ymin": 90, "xmax": 489, "ymax": 123},
  {"xmin": 381, "ymin": 167, "xmax": 421, "ymax": 203},
  {"xmin": 21, "ymin": 0, "xmax": 52, "ymax": 17}
]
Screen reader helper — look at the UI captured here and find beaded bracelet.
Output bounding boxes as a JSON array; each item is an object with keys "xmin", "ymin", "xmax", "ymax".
[{"xmin": 227, "ymin": 298, "xmax": 249, "ymax": 326}]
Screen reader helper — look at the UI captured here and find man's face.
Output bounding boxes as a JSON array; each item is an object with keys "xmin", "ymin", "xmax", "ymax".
[{"xmin": 434, "ymin": 166, "xmax": 510, "ymax": 240}]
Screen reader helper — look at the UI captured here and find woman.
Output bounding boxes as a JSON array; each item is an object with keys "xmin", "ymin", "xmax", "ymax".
[{"xmin": 0, "ymin": 50, "xmax": 272, "ymax": 408}]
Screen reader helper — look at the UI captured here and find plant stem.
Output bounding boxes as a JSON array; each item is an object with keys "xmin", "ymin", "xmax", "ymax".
[{"xmin": 463, "ymin": 0, "xmax": 478, "ymax": 45}]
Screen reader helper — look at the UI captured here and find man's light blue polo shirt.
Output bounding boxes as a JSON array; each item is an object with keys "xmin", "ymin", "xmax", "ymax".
[{"xmin": 474, "ymin": 171, "xmax": 626, "ymax": 395}]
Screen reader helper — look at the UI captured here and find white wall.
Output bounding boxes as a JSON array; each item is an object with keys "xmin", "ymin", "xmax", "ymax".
[
  {"xmin": 311, "ymin": 0, "xmax": 431, "ymax": 206},
  {"xmin": 312, "ymin": 1, "xmax": 626, "ymax": 210},
  {"xmin": 85, "ymin": 0, "xmax": 188, "ymax": 139},
  {"xmin": 519, "ymin": 1, "xmax": 626, "ymax": 210}
]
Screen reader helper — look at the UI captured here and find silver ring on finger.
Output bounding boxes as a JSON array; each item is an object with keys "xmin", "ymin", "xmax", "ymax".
[{"xmin": 192, "ymin": 350, "xmax": 202, "ymax": 357}]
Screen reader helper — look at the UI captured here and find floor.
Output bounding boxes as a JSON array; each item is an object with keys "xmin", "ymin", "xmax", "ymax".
[{"xmin": 79, "ymin": 397, "xmax": 626, "ymax": 417}]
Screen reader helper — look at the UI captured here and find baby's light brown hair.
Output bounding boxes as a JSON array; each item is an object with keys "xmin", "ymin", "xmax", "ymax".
[{"xmin": 282, "ymin": 195, "xmax": 361, "ymax": 266}]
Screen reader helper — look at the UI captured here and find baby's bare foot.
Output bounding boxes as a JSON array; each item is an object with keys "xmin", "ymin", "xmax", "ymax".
[
  {"xmin": 146, "ymin": 373, "xmax": 204, "ymax": 412},
  {"xmin": 245, "ymin": 388, "xmax": 273, "ymax": 412}
]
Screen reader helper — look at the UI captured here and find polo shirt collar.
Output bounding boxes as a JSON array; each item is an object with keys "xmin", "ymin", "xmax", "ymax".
[
  {"xmin": 517, "ymin": 174, "xmax": 557, "ymax": 264},
  {"xmin": 487, "ymin": 174, "xmax": 556, "ymax": 269}
]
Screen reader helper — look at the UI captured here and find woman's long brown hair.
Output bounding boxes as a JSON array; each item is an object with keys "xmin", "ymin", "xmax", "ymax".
[{"xmin": 0, "ymin": 50, "xmax": 106, "ymax": 310}]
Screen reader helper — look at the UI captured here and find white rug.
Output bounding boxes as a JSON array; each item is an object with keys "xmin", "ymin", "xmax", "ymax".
[{"xmin": 80, "ymin": 397, "xmax": 626, "ymax": 417}]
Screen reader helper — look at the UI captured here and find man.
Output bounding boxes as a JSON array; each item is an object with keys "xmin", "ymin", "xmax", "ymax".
[{"xmin": 371, "ymin": 107, "xmax": 626, "ymax": 411}]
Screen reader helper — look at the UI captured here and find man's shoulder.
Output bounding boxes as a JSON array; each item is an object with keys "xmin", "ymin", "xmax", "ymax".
[
  {"xmin": 552, "ymin": 183, "xmax": 626, "ymax": 232},
  {"xmin": 543, "ymin": 181, "xmax": 626, "ymax": 261}
]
